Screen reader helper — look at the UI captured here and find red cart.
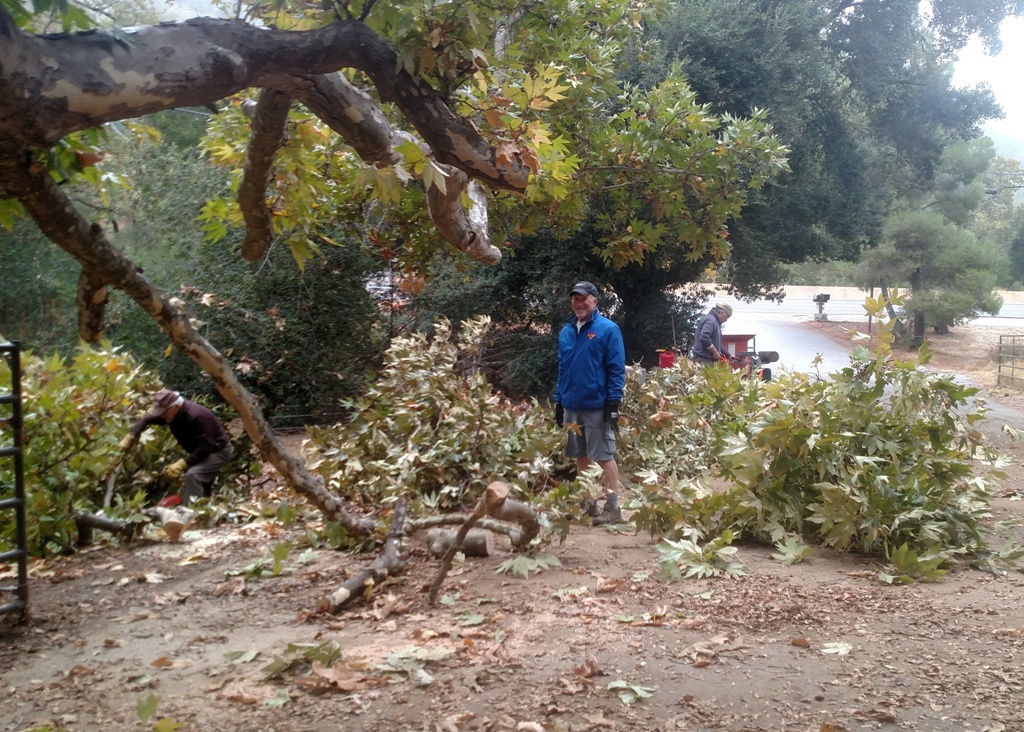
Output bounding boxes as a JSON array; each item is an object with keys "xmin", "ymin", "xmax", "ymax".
[{"xmin": 721, "ymin": 334, "xmax": 779, "ymax": 381}]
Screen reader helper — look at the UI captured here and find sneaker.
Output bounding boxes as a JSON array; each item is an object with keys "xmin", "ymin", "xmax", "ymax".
[{"xmin": 592, "ymin": 495, "xmax": 623, "ymax": 526}]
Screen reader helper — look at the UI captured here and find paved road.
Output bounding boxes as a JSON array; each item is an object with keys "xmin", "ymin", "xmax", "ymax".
[
  {"xmin": 709, "ymin": 289, "xmax": 1024, "ymax": 374},
  {"xmin": 714, "ymin": 290, "xmax": 1024, "ymax": 328},
  {"xmin": 703, "ymin": 291, "xmax": 1024, "ymax": 437}
]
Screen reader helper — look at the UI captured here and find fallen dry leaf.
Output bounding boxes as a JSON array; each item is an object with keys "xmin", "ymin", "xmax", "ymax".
[
  {"xmin": 573, "ymin": 656, "xmax": 603, "ymax": 678},
  {"xmin": 311, "ymin": 660, "xmax": 387, "ymax": 691},
  {"xmin": 791, "ymin": 637, "xmax": 812, "ymax": 648},
  {"xmin": 203, "ymin": 677, "xmax": 231, "ymax": 693},
  {"xmin": 151, "ymin": 591, "xmax": 189, "ymax": 605},
  {"xmin": 861, "ymin": 709, "xmax": 897, "ymax": 723},
  {"xmin": 411, "ymin": 627, "xmax": 439, "ymax": 641},
  {"xmin": 224, "ymin": 689, "xmax": 261, "ymax": 704},
  {"xmin": 177, "ymin": 551, "xmax": 209, "ymax": 565},
  {"xmin": 149, "ymin": 656, "xmax": 195, "ymax": 671},
  {"xmin": 994, "ymin": 627, "xmax": 1024, "ymax": 638},
  {"xmin": 596, "ymin": 577, "xmax": 626, "ymax": 594},
  {"xmin": 213, "ymin": 577, "xmax": 246, "ymax": 597}
]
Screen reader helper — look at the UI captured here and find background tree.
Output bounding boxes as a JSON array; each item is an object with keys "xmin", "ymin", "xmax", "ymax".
[
  {"xmin": 860, "ymin": 140, "xmax": 1007, "ymax": 342},
  {"xmin": 635, "ymin": 0, "xmax": 1008, "ymax": 297}
]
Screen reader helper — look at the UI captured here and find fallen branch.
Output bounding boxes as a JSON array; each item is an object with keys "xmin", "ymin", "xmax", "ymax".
[
  {"xmin": 408, "ymin": 500, "xmax": 539, "ymax": 548},
  {"xmin": 318, "ymin": 499, "xmax": 407, "ymax": 614},
  {"xmin": 427, "ymin": 484, "xmax": 501, "ymax": 604},
  {"xmin": 486, "ymin": 490, "xmax": 540, "ymax": 548},
  {"xmin": 427, "ymin": 481, "xmax": 538, "ymax": 604}
]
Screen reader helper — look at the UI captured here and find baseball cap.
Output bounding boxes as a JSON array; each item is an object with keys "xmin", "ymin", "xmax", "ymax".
[
  {"xmin": 716, "ymin": 303, "xmax": 733, "ymax": 317},
  {"xmin": 570, "ymin": 281, "xmax": 599, "ymax": 298},
  {"xmin": 147, "ymin": 388, "xmax": 183, "ymax": 418}
]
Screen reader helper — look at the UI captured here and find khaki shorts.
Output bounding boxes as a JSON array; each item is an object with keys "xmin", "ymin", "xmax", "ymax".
[{"xmin": 563, "ymin": 408, "xmax": 616, "ymax": 462}]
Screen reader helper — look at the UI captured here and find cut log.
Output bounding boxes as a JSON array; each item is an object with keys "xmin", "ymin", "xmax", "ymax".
[
  {"xmin": 424, "ymin": 528, "xmax": 495, "ymax": 558},
  {"xmin": 318, "ymin": 498, "xmax": 408, "ymax": 614},
  {"xmin": 73, "ymin": 511, "xmax": 136, "ymax": 547}
]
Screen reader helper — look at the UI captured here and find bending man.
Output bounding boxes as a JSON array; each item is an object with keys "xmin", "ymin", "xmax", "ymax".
[
  {"xmin": 689, "ymin": 303, "xmax": 733, "ymax": 366},
  {"xmin": 554, "ymin": 281, "xmax": 626, "ymax": 526},
  {"xmin": 121, "ymin": 389, "xmax": 233, "ymax": 506}
]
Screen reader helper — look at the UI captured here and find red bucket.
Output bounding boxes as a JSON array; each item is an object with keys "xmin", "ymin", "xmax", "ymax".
[{"xmin": 658, "ymin": 350, "xmax": 675, "ymax": 368}]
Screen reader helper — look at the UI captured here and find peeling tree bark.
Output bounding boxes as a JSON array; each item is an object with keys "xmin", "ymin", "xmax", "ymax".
[
  {"xmin": 0, "ymin": 13, "xmax": 528, "ymax": 193},
  {"xmin": 1, "ymin": 10, "xmax": 523, "ymax": 264},
  {"xmin": 238, "ymin": 89, "xmax": 292, "ymax": 262}
]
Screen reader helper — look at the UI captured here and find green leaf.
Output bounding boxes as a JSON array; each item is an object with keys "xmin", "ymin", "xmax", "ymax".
[
  {"xmin": 224, "ymin": 649, "xmax": 260, "ymax": 664},
  {"xmin": 771, "ymin": 535, "xmax": 815, "ymax": 566},
  {"xmin": 607, "ymin": 679, "xmax": 655, "ymax": 704},
  {"xmin": 262, "ymin": 689, "xmax": 291, "ymax": 709},
  {"xmin": 495, "ymin": 554, "xmax": 561, "ymax": 578},
  {"xmin": 136, "ymin": 693, "xmax": 159, "ymax": 723},
  {"xmin": 456, "ymin": 611, "xmax": 487, "ymax": 626}
]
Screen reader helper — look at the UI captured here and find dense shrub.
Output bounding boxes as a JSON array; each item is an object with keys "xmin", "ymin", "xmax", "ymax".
[
  {"xmin": 0, "ymin": 345, "xmax": 252, "ymax": 555},
  {"xmin": 305, "ymin": 316, "xmax": 566, "ymax": 513},
  {"xmin": 627, "ymin": 339, "xmax": 1004, "ymax": 578}
]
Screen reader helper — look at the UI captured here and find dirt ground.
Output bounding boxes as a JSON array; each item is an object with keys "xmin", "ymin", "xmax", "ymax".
[{"xmin": 4, "ymin": 320, "xmax": 1024, "ymax": 732}]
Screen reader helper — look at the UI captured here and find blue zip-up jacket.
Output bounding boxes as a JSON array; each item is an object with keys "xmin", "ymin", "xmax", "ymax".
[{"xmin": 554, "ymin": 309, "xmax": 626, "ymax": 411}]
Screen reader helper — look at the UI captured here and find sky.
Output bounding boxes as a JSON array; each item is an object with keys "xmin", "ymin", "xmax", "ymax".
[{"xmin": 952, "ymin": 16, "xmax": 1024, "ymax": 161}]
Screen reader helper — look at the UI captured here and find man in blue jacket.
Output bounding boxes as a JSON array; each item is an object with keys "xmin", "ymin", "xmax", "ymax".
[{"xmin": 554, "ymin": 281, "xmax": 626, "ymax": 526}]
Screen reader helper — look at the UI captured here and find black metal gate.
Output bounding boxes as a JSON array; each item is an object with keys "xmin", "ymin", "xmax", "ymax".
[{"xmin": 1, "ymin": 340, "xmax": 28, "ymax": 620}]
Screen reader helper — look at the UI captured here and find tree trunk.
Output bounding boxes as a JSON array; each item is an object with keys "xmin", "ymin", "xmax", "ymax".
[
  {"xmin": 909, "ymin": 270, "xmax": 925, "ymax": 348},
  {"xmin": 878, "ymin": 279, "xmax": 900, "ymax": 321},
  {"xmin": 427, "ymin": 481, "xmax": 539, "ymax": 604}
]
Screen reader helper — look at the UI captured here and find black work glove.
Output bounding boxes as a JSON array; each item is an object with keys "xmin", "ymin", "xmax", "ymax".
[
  {"xmin": 603, "ymin": 401, "xmax": 620, "ymax": 431},
  {"xmin": 555, "ymin": 403, "xmax": 564, "ymax": 428}
]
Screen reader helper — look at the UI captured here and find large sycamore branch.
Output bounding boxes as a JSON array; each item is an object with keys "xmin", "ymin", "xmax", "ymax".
[
  {"xmin": 237, "ymin": 89, "xmax": 292, "ymax": 262},
  {"xmin": 249, "ymin": 72, "xmax": 500, "ymax": 263},
  {"xmin": 0, "ymin": 12, "xmax": 528, "ymax": 194},
  {"xmin": 0, "ymin": 138, "xmax": 374, "ymax": 536}
]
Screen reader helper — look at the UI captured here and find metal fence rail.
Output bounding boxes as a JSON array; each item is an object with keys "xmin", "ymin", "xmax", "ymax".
[
  {"xmin": 0, "ymin": 340, "xmax": 28, "ymax": 621},
  {"xmin": 997, "ymin": 335, "xmax": 1024, "ymax": 387}
]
